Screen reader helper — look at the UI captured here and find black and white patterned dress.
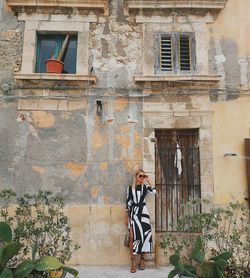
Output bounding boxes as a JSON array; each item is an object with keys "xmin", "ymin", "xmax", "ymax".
[{"xmin": 126, "ymin": 184, "xmax": 157, "ymax": 255}]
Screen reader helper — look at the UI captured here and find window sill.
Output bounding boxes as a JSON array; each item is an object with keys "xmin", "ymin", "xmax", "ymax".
[
  {"xmin": 15, "ymin": 73, "xmax": 96, "ymax": 83},
  {"xmin": 6, "ymin": 0, "xmax": 109, "ymax": 14},
  {"xmin": 134, "ymin": 74, "xmax": 221, "ymax": 84},
  {"xmin": 125, "ymin": 0, "xmax": 228, "ymax": 11}
]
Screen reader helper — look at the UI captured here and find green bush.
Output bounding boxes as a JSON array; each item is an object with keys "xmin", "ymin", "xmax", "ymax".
[
  {"xmin": 160, "ymin": 199, "xmax": 250, "ymax": 278},
  {"xmin": 0, "ymin": 190, "xmax": 80, "ymax": 267}
]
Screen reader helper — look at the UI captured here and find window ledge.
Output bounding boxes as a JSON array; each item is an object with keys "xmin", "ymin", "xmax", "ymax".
[
  {"xmin": 125, "ymin": 0, "xmax": 228, "ymax": 11},
  {"xmin": 6, "ymin": 0, "xmax": 109, "ymax": 14},
  {"xmin": 134, "ymin": 74, "xmax": 221, "ymax": 83},
  {"xmin": 15, "ymin": 73, "xmax": 97, "ymax": 83}
]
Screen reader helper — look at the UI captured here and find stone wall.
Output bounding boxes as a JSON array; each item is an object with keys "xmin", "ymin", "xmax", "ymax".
[{"xmin": 0, "ymin": 0, "xmax": 250, "ymax": 267}]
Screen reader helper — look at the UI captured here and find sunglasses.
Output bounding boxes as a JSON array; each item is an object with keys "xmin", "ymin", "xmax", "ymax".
[{"xmin": 138, "ymin": 174, "xmax": 147, "ymax": 178}]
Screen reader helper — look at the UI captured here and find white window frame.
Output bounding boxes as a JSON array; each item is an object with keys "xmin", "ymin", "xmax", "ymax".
[{"xmin": 20, "ymin": 17, "xmax": 91, "ymax": 75}]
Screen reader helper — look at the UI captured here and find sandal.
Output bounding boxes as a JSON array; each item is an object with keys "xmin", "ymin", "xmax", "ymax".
[
  {"xmin": 130, "ymin": 255, "xmax": 137, "ymax": 273},
  {"xmin": 139, "ymin": 255, "xmax": 145, "ymax": 270}
]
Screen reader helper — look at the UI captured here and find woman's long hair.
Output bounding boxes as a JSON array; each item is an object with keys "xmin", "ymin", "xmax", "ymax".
[{"xmin": 131, "ymin": 169, "xmax": 145, "ymax": 188}]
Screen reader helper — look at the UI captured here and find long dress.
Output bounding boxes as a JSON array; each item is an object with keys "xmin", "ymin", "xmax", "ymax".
[{"xmin": 126, "ymin": 184, "xmax": 157, "ymax": 255}]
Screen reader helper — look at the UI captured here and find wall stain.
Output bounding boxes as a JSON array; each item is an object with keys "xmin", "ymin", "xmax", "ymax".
[
  {"xmin": 112, "ymin": 98, "xmax": 128, "ymax": 112},
  {"xmin": 32, "ymin": 165, "xmax": 45, "ymax": 175},
  {"xmin": 32, "ymin": 111, "xmax": 55, "ymax": 128},
  {"xmin": 65, "ymin": 161, "xmax": 87, "ymax": 176}
]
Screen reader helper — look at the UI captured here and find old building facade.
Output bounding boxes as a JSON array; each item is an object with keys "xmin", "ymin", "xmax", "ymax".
[{"xmin": 0, "ymin": 0, "xmax": 249, "ymax": 266}]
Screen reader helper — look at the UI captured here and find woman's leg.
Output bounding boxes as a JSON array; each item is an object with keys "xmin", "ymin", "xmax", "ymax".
[
  {"xmin": 129, "ymin": 226, "xmax": 137, "ymax": 273},
  {"xmin": 139, "ymin": 252, "xmax": 145, "ymax": 270}
]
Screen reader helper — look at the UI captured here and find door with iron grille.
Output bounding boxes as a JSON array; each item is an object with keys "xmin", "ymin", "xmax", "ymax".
[{"xmin": 155, "ymin": 129, "xmax": 201, "ymax": 232}]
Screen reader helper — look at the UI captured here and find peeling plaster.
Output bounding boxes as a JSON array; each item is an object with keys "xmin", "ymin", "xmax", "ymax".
[
  {"xmin": 239, "ymin": 56, "xmax": 249, "ymax": 86},
  {"xmin": 65, "ymin": 161, "xmax": 87, "ymax": 176},
  {"xmin": 31, "ymin": 111, "xmax": 55, "ymax": 128},
  {"xmin": 32, "ymin": 165, "xmax": 46, "ymax": 175}
]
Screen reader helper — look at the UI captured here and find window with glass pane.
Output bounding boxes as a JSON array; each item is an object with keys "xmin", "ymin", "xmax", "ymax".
[
  {"xmin": 156, "ymin": 33, "xmax": 195, "ymax": 74},
  {"xmin": 35, "ymin": 34, "xmax": 77, "ymax": 74}
]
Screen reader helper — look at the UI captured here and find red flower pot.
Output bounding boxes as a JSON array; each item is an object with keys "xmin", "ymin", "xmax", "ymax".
[{"xmin": 45, "ymin": 59, "xmax": 64, "ymax": 73}]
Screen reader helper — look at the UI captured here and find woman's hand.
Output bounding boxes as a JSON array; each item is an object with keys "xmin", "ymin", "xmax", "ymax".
[{"xmin": 144, "ymin": 175, "xmax": 153, "ymax": 186}]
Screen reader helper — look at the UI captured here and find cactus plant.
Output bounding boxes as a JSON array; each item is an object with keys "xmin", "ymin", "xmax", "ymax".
[
  {"xmin": 0, "ymin": 222, "xmax": 78, "ymax": 278},
  {"xmin": 168, "ymin": 236, "xmax": 232, "ymax": 278},
  {"xmin": 13, "ymin": 251, "xmax": 79, "ymax": 278},
  {"xmin": 0, "ymin": 221, "xmax": 21, "ymax": 277}
]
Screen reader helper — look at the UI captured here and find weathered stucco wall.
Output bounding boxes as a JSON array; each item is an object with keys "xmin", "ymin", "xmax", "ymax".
[
  {"xmin": 208, "ymin": 0, "xmax": 250, "ymax": 205},
  {"xmin": 209, "ymin": 0, "xmax": 250, "ymax": 99},
  {"xmin": 0, "ymin": 0, "xmax": 143, "ymax": 266},
  {"xmin": 211, "ymin": 98, "xmax": 250, "ymax": 204},
  {"xmin": 0, "ymin": 0, "xmax": 250, "ymax": 267}
]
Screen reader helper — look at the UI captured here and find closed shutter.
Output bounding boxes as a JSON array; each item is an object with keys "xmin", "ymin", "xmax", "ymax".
[
  {"xmin": 179, "ymin": 35, "xmax": 191, "ymax": 71},
  {"xmin": 156, "ymin": 32, "xmax": 195, "ymax": 74},
  {"xmin": 160, "ymin": 35, "xmax": 172, "ymax": 72}
]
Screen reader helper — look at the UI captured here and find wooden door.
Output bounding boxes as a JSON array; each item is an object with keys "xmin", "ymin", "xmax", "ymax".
[{"xmin": 155, "ymin": 129, "xmax": 201, "ymax": 232}]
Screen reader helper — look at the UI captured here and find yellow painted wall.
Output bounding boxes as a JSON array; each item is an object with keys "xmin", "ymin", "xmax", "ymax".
[
  {"xmin": 211, "ymin": 0, "xmax": 250, "ymax": 55},
  {"xmin": 211, "ymin": 97, "xmax": 250, "ymax": 204}
]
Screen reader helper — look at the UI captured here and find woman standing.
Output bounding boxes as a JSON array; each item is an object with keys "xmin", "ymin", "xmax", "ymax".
[{"xmin": 125, "ymin": 169, "xmax": 156, "ymax": 273}]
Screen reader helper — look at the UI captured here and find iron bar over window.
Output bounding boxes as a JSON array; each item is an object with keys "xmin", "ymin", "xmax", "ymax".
[{"xmin": 155, "ymin": 129, "xmax": 201, "ymax": 232}]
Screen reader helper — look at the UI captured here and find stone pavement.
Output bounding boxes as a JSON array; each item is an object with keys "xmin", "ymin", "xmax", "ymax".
[{"xmin": 72, "ymin": 266, "xmax": 172, "ymax": 278}]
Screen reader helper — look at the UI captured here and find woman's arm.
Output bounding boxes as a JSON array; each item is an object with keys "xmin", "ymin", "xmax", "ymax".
[
  {"xmin": 144, "ymin": 176, "xmax": 157, "ymax": 194},
  {"xmin": 125, "ymin": 186, "xmax": 131, "ymax": 225}
]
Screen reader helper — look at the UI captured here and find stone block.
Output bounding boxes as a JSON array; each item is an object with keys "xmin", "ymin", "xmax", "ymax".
[
  {"xmin": 37, "ymin": 99, "xmax": 58, "ymax": 111},
  {"xmin": 110, "ymin": 205, "xmax": 126, "ymax": 236},
  {"xmin": 67, "ymin": 101, "xmax": 86, "ymax": 111},
  {"xmin": 89, "ymin": 205, "xmax": 111, "ymax": 236},
  {"xmin": 173, "ymin": 111, "xmax": 189, "ymax": 117},
  {"xmin": 57, "ymin": 100, "xmax": 68, "ymax": 111},
  {"xmin": 117, "ymin": 235, "xmax": 130, "ymax": 265},
  {"xmin": 155, "ymin": 234, "xmax": 168, "ymax": 266},
  {"xmin": 21, "ymin": 61, "xmax": 34, "ymax": 74},
  {"xmin": 18, "ymin": 99, "xmax": 38, "ymax": 110},
  {"xmin": 96, "ymin": 235, "xmax": 120, "ymax": 265},
  {"xmin": 22, "ymin": 46, "xmax": 36, "ymax": 62},
  {"xmin": 65, "ymin": 205, "xmax": 90, "ymax": 242},
  {"xmin": 83, "ymin": 238, "xmax": 98, "ymax": 265}
]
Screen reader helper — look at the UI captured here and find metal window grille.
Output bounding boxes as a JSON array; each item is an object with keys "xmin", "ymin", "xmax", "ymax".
[{"xmin": 155, "ymin": 129, "xmax": 201, "ymax": 232}]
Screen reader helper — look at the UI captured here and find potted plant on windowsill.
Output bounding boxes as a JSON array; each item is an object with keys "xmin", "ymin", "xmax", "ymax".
[{"xmin": 45, "ymin": 34, "xmax": 70, "ymax": 74}]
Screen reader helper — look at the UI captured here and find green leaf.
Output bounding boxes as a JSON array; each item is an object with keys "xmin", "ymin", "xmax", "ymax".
[
  {"xmin": 168, "ymin": 269, "xmax": 179, "ymax": 278},
  {"xmin": 35, "ymin": 256, "xmax": 63, "ymax": 272},
  {"xmin": 215, "ymin": 266, "xmax": 225, "ymax": 278},
  {"xmin": 0, "ymin": 248, "xmax": 3, "ymax": 262},
  {"xmin": 214, "ymin": 259, "xmax": 228, "ymax": 270},
  {"xmin": 209, "ymin": 252, "xmax": 232, "ymax": 262},
  {"xmin": 169, "ymin": 254, "xmax": 180, "ymax": 266},
  {"xmin": 177, "ymin": 261, "xmax": 184, "ymax": 273},
  {"xmin": 62, "ymin": 266, "xmax": 78, "ymax": 276},
  {"xmin": 193, "ymin": 237, "xmax": 202, "ymax": 252},
  {"xmin": 183, "ymin": 269, "xmax": 196, "ymax": 277},
  {"xmin": 184, "ymin": 264, "xmax": 196, "ymax": 274},
  {"xmin": 31, "ymin": 241, "xmax": 38, "ymax": 261},
  {"xmin": 0, "ymin": 267, "xmax": 13, "ymax": 278},
  {"xmin": 0, "ymin": 222, "xmax": 12, "ymax": 243},
  {"xmin": 14, "ymin": 260, "xmax": 35, "ymax": 278},
  {"xmin": 1, "ymin": 243, "xmax": 21, "ymax": 267},
  {"xmin": 191, "ymin": 250, "xmax": 205, "ymax": 263}
]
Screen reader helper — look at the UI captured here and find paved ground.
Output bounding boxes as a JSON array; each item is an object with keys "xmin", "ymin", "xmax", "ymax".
[{"xmin": 73, "ymin": 266, "xmax": 172, "ymax": 278}]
